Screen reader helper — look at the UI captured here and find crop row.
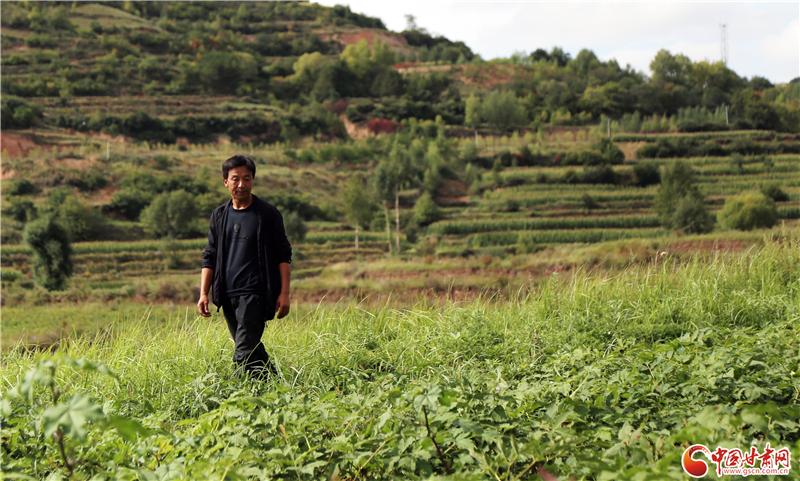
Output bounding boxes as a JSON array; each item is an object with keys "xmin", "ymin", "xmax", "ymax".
[
  {"xmin": 426, "ymin": 215, "xmax": 661, "ymax": 235},
  {"xmin": 466, "ymin": 228, "xmax": 665, "ymax": 247},
  {"xmin": 0, "ymin": 239, "xmax": 209, "ymax": 256},
  {"xmin": 611, "ymin": 130, "xmax": 790, "ymax": 142}
]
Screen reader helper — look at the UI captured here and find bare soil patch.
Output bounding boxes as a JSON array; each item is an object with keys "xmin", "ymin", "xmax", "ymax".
[
  {"xmin": 616, "ymin": 142, "xmax": 647, "ymax": 161},
  {"xmin": 1, "ymin": 132, "xmax": 38, "ymax": 158},
  {"xmin": 317, "ymin": 29, "xmax": 408, "ymax": 51}
]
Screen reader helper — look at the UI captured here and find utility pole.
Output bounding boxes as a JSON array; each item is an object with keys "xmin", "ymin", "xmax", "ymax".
[
  {"xmin": 106, "ymin": 141, "xmax": 109, "ymax": 160},
  {"xmin": 720, "ymin": 23, "xmax": 728, "ymax": 65},
  {"xmin": 607, "ymin": 118, "xmax": 610, "ymax": 138},
  {"xmin": 725, "ymin": 105, "xmax": 729, "ymax": 125}
]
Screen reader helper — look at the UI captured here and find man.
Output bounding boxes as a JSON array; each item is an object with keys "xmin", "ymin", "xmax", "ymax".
[{"xmin": 198, "ymin": 155, "xmax": 292, "ymax": 379}]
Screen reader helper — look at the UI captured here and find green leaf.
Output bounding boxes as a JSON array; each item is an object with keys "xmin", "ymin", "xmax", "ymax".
[
  {"xmin": 106, "ymin": 415, "xmax": 150, "ymax": 442},
  {"xmin": 42, "ymin": 393, "xmax": 104, "ymax": 442}
]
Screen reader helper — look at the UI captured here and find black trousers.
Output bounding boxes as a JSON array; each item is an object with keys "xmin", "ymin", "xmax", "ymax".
[{"xmin": 221, "ymin": 294, "xmax": 277, "ymax": 379}]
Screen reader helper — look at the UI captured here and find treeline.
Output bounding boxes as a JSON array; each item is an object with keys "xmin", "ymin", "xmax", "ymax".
[
  {"xmin": 1, "ymin": 1, "xmax": 798, "ymax": 138},
  {"xmin": 52, "ymin": 105, "xmax": 345, "ymax": 143}
]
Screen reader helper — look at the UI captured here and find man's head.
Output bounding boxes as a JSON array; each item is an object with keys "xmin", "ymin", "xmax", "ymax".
[
  {"xmin": 222, "ymin": 155, "xmax": 256, "ymax": 180},
  {"xmin": 222, "ymin": 155, "xmax": 256, "ymax": 203}
]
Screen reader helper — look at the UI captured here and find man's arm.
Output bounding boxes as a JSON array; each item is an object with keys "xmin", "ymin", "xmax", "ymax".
[
  {"xmin": 275, "ymin": 262, "xmax": 291, "ymax": 319},
  {"xmin": 198, "ymin": 267, "xmax": 213, "ymax": 317}
]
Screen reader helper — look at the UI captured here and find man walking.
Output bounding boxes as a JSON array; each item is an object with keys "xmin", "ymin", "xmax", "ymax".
[{"xmin": 198, "ymin": 155, "xmax": 292, "ymax": 379}]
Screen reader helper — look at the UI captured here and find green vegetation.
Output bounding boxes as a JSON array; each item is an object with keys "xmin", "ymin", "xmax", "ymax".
[
  {"xmin": 2, "ymin": 4, "xmax": 799, "ymax": 474},
  {"xmin": 23, "ymin": 216, "xmax": 73, "ymax": 291},
  {"xmin": 718, "ymin": 191, "xmax": 778, "ymax": 231},
  {"xmin": 3, "ymin": 240, "xmax": 800, "ymax": 479}
]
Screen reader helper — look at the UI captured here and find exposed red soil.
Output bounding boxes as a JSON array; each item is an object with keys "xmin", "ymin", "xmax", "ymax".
[
  {"xmin": 1, "ymin": 132, "xmax": 37, "ymax": 158},
  {"xmin": 393, "ymin": 64, "xmax": 453, "ymax": 75},
  {"xmin": 316, "ymin": 29, "xmax": 408, "ymax": 51}
]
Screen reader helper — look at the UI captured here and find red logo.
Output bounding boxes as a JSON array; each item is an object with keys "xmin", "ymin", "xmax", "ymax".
[
  {"xmin": 682, "ymin": 443, "xmax": 791, "ymax": 477},
  {"xmin": 683, "ymin": 444, "xmax": 711, "ymax": 478}
]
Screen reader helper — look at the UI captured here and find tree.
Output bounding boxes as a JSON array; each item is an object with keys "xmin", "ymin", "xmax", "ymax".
[
  {"xmin": 343, "ymin": 175, "xmax": 377, "ymax": 254},
  {"xmin": 592, "ymin": 137, "xmax": 624, "ymax": 164},
  {"xmin": 340, "ymin": 39, "xmax": 373, "ymax": 78},
  {"xmin": 671, "ymin": 195, "xmax": 715, "ymax": 234},
  {"xmin": 717, "ymin": 191, "xmax": 777, "ymax": 231},
  {"xmin": 650, "ymin": 49, "xmax": 693, "ymax": 85},
  {"xmin": 282, "ymin": 211, "xmax": 307, "ymax": 244},
  {"xmin": 371, "ymin": 161, "xmax": 397, "ymax": 254},
  {"xmin": 633, "ymin": 162, "xmax": 661, "ymax": 187},
  {"xmin": 413, "ymin": 191, "xmax": 441, "ymax": 226},
  {"xmin": 654, "ymin": 161, "xmax": 713, "ymax": 233},
  {"xmin": 465, "ymin": 94, "xmax": 481, "ymax": 146},
  {"xmin": 59, "ymin": 196, "xmax": 106, "ymax": 242},
  {"xmin": 581, "ymin": 193, "xmax": 599, "ymax": 214},
  {"xmin": 141, "ymin": 190, "xmax": 198, "ymax": 238},
  {"xmin": 293, "ymin": 52, "xmax": 327, "ymax": 79},
  {"xmin": 482, "ymin": 90, "xmax": 526, "ymax": 135},
  {"xmin": 166, "ymin": 190, "xmax": 198, "ymax": 238},
  {"xmin": 24, "ymin": 216, "xmax": 73, "ymax": 291}
]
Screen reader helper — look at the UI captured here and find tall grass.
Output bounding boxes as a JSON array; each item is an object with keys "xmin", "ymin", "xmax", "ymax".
[{"xmin": 3, "ymin": 240, "xmax": 800, "ymax": 479}]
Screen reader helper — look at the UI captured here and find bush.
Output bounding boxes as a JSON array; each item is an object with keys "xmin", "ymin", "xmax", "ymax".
[
  {"xmin": 108, "ymin": 189, "xmax": 154, "ymax": 220},
  {"xmin": 592, "ymin": 137, "xmax": 625, "ymax": 164},
  {"xmin": 283, "ymin": 210, "xmax": 307, "ymax": 244},
  {"xmin": 59, "ymin": 196, "xmax": 107, "ymax": 242},
  {"xmin": 760, "ymin": 184, "xmax": 789, "ymax": 202},
  {"xmin": 413, "ymin": 192, "xmax": 442, "ymax": 226},
  {"xmin": 24, "ymin": 216, "xmax": 73, "ymax": 291},
  {"xmin": 3, "ymin": 199, "xmax": 38, "ymax": 223},
  {"xmin": 671, "ymin": 194, "xmax": 715, "ymax": 234},
  {"xmin": 1, "ymin": 96, "xmax": 44, "ymax": 129},
  {"xmin": 141, "ymin": 190, "xmax": 198, "ymax": 239},
  {"xmin": 582, "ymin": 165, "xmax": 617, "ymax": 185},
  {"xmin": 5, "ymin": 178, "xmax": 39, "ymax": 197},
  {"xmin": 717, "ymin": 191, "xmax": 778, "ymax": 231},
  {"xmin": 632, "ymin": 162, "xmax": 661, "ymax": 187},
  {"xmin": 516, "ymin": 231, "xmax": 536, "ymax": 254}
]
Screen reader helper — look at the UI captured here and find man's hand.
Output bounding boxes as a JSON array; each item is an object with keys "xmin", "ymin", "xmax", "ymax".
[
  {"xmin": 275, "ymin": 292, "xmax": 290, "ymax": 319},
  {"xmin": 197, "ymin": 293, "xmax": 211, "ymax": 317}
]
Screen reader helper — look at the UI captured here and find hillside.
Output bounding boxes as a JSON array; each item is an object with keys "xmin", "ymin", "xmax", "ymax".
[{"xmin": 2, "ymin": 1, "xmax": 800, "ymax": 316}]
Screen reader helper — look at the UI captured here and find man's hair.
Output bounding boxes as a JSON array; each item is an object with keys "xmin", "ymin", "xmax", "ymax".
[{"xmin": 222, "ymin": 155, "xmax": 256, "ymax": 179}]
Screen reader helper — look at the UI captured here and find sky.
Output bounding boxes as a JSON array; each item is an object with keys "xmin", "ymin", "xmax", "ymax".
[{"xmin": 315, "ymin": 1, "xmax": 800, "ymax": 84}]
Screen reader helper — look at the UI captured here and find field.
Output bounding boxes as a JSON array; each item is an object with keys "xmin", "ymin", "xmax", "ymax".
[
  {"xmin": 2, "ymin": 239, "xmax": 799, "ymax": 479},
  {"xmin": 3, "ymin": 2, "xmax": 800, "ymax": 477}
]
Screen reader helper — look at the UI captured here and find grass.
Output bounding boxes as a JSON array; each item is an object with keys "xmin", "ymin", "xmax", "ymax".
[{"xmin": 2, "ymin": 239, "xmax": 799, "ymax": 479}]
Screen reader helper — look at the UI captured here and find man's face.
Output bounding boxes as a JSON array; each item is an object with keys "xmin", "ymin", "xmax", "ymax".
[{"xmin": 223, "ymin": 166, "xmax": 254, "ymax": 201}]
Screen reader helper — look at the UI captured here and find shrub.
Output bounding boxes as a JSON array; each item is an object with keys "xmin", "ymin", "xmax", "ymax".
[
  {"xmin": 632, "ymin": 162, "xmax": 661, "ymax": 187},
  {"xmin": 671, "ymin": 194, "xmax": 715, "ymax": 234},
  {"xmin": 108, "ymin": 189, "xmax": 154, "ymax": 220},
  {"xmin": 283, "ymin": 210, "xmax": 308, "ymax": 244},
  {"xmin": 141, "ymin": 192, "xmax": 199, "ymax": 239},
  {"xmin": 24, "ymin": 216, "xmax": 73, "ymax": 291},
  {"xmin": 760, "ymin": 184, "xmax": 789, "ymax": 202},
  {"xmin": 592, "ymin": 137, "xmax": 625, "ymax": 164},
  {"xmin": 582, "ymin": 165, "xmax": 617, "ymax": 185},
  {"xmin": 166, "ymin": 190, "xmax": 198, "ymax": 238},
  {"xmin": 3, "ymin": 199, "xmax": 38, "ymax": 223},
  {"xmin": 413, "ymin": 192, "xmax": 442, "ymax": 226},
  {"xmin": 717, "ymin": 191, "xmax": 778, "ymax": 231},
  {"xmin": 516, "ymin": 231, "xmax": 536, "ymax": 254},
  {"xmin": 1, "ymin": 96, "xmax": 44, "ymax": 129},
  {"xmin": 655, "ymin": 160, "xmax": 703, "ymax": 229},
  {"xmin": 59, "ymin": 196, "xmax": 107, "ymax": 242},
  {"xmin": 5, "ymin": 178, "xmax": 39, "ymax": 197}
]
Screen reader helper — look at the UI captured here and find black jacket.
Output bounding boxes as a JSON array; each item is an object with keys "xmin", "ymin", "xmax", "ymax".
[{"xmin": 202, "ymin": 195, "xmax": 292, "ymax": 310}]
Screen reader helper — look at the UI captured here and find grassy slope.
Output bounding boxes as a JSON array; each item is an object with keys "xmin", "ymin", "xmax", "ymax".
[{"xmin": 2, "ymin": 240, "xmax": 799, "ymax": 479}]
